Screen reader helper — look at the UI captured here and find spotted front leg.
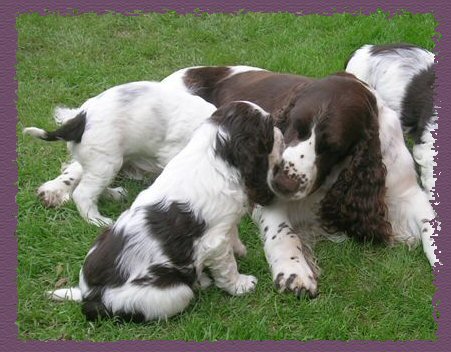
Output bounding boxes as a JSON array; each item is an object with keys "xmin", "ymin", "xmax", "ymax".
[{"xmin": 253, "ymin": 205, "xmax": 319, "ymax": 298}]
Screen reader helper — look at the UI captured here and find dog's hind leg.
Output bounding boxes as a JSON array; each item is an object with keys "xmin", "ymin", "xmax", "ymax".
[{"xmin": 37, "ymin": 160, "xmax": 82, "ymax": 207}]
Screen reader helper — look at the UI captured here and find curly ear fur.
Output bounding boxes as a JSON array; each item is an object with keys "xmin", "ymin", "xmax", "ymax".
[
  {"xmin": 319, "ymin": 105, "xmax": 392, "ymax": 243},
  {"xmin": 212, "ymin": 102, "xmax": 275, "ymax": 206}
]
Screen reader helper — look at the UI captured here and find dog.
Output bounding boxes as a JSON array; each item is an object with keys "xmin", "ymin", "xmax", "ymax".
[
  {"xmin": 48, "ymin": 101, "xmax": 284, "ymax": 322},
  {"xmin": 345, "ymin": 43, "xmax": 436, "ymax": 199},
  {"xmin": 160, "ymin": 65, "xmax": 437, "ymax": 298},
  {"xmin": 23, "ymin": 81, "xmax": 217, "ymax": 226}
]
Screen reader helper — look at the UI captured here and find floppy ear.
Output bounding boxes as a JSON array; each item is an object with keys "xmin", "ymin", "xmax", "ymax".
[
  {"xmin": 213, "ymin": 104, "xmax": 275, "ymax": 206},
  {"xmin": 319, "ymin": 107, "xmax": 392, "ymax": 243}
]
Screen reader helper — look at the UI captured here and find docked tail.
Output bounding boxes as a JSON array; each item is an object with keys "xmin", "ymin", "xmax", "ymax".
[
  {"xmin": 54, "ymin": 106, "xmax": 81, "ymax": 125},
  {"xmin": 23, "ymin": 111, "xmax": 87, "ymax": 143}
]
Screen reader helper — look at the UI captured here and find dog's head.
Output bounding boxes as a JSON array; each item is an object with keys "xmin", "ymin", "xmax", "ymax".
[
  {"xmin": 270, "ymin": 73, "xmax": 391, "ymax": 242},
  {"xmin": 212, "ymin": 101, "xmax": 283, "ymax": 206}
]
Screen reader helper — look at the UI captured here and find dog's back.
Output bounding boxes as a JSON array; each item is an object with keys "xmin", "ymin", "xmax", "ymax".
[{"xmin": 345, "ymin": 43, "xmax": 435, "ymax": 142}]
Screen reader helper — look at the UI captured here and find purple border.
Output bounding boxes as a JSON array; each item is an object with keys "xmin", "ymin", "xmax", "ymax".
[{"xmin": 3, "ymin": 1, "xmax": 449, "ymax": 351}]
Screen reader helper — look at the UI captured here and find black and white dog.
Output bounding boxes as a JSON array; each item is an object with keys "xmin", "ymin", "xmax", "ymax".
[
  {"xmin": 24, "ymin": 81, "xmax": 217, "ymax": 226},
  {"xmin": 48, "ymin": 101, "xmax": 284, "ymax": 322},
  {"xmin": 345, "ymin": 43, "xmax": 436, "ymax": 199}
]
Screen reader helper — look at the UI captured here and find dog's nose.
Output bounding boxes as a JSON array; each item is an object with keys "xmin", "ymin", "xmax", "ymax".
[{"xmin": 272, "ymin": 166, "xmax": 301, "ymax": 194}]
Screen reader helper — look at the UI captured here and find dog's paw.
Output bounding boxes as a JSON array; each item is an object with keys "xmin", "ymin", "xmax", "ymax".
[
  {"xmin": 37, "ymin": 181, "xmax": 71, "ymax": 207},
  {"xmin": 88, "ymin": 215, "xmax": 114, "ymax": 227},
  {"xmin": 197, "ymin": 272, "xmax": 213, "ymax": 289},
  {"xmin": 232, "ymin": 274, "xmax": 257, "ymax": 295},
  {"xmin": 104, "ymin": 186, "xmax": 128, "ymax": 201},
  {"xmin": 273, "ymin": 259, "xmax": 318, "ymax": 298}
]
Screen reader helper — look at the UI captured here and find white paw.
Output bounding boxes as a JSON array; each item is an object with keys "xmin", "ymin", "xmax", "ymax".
[
  {"xmin": 104, "ymin": 186, "xmax": 128, "ymax": 201},
  {"xmin": 232, "ymin": 274, "xmax": 257, "ymax": 295},
  {"xmin": 273, "ymin": 258, "xmax": 318, "ymax": 298},
  {"xmin": 197, "ymin": 272, "xmax": 213, "ymax": 289},
  {"xmin": 88, "ymin": 215, "xmax": 114, "ymax": 227},
  {"xmin": 37, "ymin": 181, "xmax": 71, "ymax": 207}
]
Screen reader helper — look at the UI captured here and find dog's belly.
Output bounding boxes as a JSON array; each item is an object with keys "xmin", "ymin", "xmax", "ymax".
[{"xmin": 121, "ymin": 156, "xmax": 163, "ymax": 181}]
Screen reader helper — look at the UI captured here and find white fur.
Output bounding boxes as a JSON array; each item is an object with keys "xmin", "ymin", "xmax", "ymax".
[
  {"xmin": 49, "ymin": 103, "xmax": 282, "ymax": 321},
  {"xmin": 24, "ymin": 81, "xmax": 217, "ymax": 225},
  {"xmin": 269, "ymin": 130, "xmax": 317, "ymax": 199}
]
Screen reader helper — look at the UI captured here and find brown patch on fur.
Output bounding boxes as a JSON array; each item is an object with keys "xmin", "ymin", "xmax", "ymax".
[{"xmin": 183, "ymin": 66, "xmax": 231, "ymax": 104}]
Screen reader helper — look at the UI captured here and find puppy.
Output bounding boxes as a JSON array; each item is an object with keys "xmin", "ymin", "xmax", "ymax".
[
  {"xmin": 23, "ymin": 81, "xmax": 217, "ymax": 226},
  {"xmin": 48, "ymin": 101, "xmax": 284, "ymax": 322}
]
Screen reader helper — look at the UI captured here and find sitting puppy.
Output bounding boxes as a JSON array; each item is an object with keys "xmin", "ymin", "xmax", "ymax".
[
  {"xmin": 345, "ymin": 43, "xmax": 436, "ymax": 199},
  {"xmin": 23, "ymin": 81, "xmax": 217, "ymax": 226},
  {"xmin": 48, "ymin": 101, "xmax": 284, "ymax": 322}
]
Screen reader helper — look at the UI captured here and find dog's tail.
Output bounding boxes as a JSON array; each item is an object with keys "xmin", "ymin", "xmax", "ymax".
[
  {"xmin": 23, "ymin": 111, "xmax": 87, "ymax": 143},
  {"xmin": 46, "ymin": 287, "xmax": 82, "ymax": 302},
  {"xmin": 54, "ymin": 106, "xmax": 81, "ymax": 125}
]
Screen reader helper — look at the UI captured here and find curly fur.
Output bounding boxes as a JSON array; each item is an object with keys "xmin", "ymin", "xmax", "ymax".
[{"xmin": 320, "ymin": 116, "xmax": 392, "ymax": 243}]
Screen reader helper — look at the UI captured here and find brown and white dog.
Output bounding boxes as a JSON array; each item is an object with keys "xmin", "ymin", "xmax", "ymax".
[{"xmin": 160, "ymin": 65, "xmax": 437, "ymax": 297}]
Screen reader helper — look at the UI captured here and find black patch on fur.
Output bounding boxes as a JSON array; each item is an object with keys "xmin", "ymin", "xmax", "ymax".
[
  {"xmin": 81, "ymin": 227, "xmax": 128, "ymax": 321},
  {"xmin": 183, "ymin": 66, "xmax": 231, "ymax": 104},
  {"xmin": 132, "ymin": 264, "xmax": 196, "ymax": 288},
  {"xmin": 400, "ymin": 65, "xmax": 435, "ymax": 143},
  {"xmin": 83, "ymin": 228, "xmax": 128, "ymax": 289},
  {"xmin": 145, "ymin": 201, "xmax": 206, "ymax": 269},
  {"xmin": 63, "ymin": 180, "xmax": 71, "ymax": 185},
  {"xmin": 285, "ymin": 273, "xmax": 297, "ymax": 288},
  {"xmin": 39, "ymin": 111, "xmax": 86, "ymax": 143},
  {"xmin": 369, "ymin": 43, "xmax": 421, "ymax": 56},
  {"xmin": 274, "ymin": 272, "xmax": 284, "ymax": 289},
  {"xmin": 129, "ymin": 201, "xmax": 206, "ymax": 289},
  {"xmin": 212, "ymin": 102, "xmax": 275, "ymax": 206}
]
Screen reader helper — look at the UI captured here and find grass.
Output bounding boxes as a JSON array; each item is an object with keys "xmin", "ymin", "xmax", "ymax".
[{"xmin": 16, "ymin": 11, "xmax": 437, "ymax": 341}]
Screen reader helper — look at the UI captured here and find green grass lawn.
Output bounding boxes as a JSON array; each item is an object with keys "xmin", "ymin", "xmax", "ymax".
[{"xmin": 16, "ymin": 11, "xmax": 437, "ymax": 341}]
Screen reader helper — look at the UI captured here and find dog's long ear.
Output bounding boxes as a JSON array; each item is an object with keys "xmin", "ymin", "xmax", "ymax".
[
  {"xmin": 213, "ymin": 103, "xmax": 275, "ymax": 206},
  {"xmin": 319, "ymin": 101, "xmax": 392, "ymax": 243}
]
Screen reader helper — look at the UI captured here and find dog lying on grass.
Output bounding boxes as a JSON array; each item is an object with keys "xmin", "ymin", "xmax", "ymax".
[{"xmin": 48, "ymin": 101, "xmax": 284, "ymax": 322}]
